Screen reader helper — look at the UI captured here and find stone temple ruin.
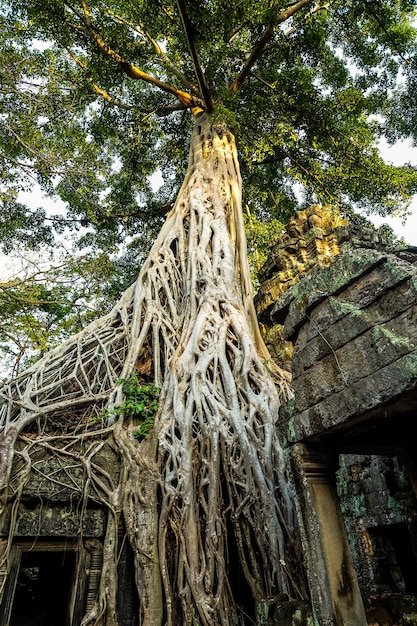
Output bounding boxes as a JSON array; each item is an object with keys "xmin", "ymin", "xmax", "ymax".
[
  {"xmin": 1, "ymin": 205, "xmax": 417, "ymax": 625},
  {"xmin": 256, "ymin": 206, "xmax": 417, "ymax": 625},
  {"xmin": 0, "ymin": 438, "xmax": 135, "ymax": 625}
]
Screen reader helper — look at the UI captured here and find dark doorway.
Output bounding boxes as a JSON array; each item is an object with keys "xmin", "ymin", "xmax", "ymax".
[
  {"xmin": 368, "ymin": 523, "xmax": 417, "ymax": 594},
  {"xmin": 117, "ymin": 533, "xmax": 139, "ymax": 626},
  {"xmin": 9, "ymin": 549, "xmax": 76, "ymax": 626}
]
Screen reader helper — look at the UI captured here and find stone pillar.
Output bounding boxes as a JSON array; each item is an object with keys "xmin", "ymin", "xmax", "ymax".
[{"xmin": 289, "ymin": 443, "xmax": 367, "ymax": 626}]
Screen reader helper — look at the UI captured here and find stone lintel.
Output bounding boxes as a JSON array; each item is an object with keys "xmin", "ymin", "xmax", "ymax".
[
  {"xmin": 283, "ymin": 352, "xmax": 417, "ymax": 443},
  {"xmin": 0, "ymin": 502, "xmax": 106, "ymax": 538}
]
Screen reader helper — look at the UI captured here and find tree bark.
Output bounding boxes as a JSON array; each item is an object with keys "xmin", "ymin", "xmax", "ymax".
[{"xmin": 0, "ymin": 113, "xmax": 304, "ymax": 626}]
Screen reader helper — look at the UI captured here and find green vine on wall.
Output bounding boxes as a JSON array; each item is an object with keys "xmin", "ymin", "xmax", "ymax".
[{"xmin": 93, "ymin": 375, "xmax": 160, "ymax": 439}]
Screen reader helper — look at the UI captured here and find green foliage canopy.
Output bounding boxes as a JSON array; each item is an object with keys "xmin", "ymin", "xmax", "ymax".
[
  {"xmin": 2, "ymin": 0, "xmax": 417, "ymax": 228},
  {"xmin": 0, "ymin": 250, "xmax": 124, "ymax": 379}
]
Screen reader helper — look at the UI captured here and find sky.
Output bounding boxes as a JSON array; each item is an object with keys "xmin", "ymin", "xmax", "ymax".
[
  {"xmin": 368, "ymin": 137, "xmax": 417, "ymax": 246},
  {"xmin": 370, "ymin": 204, "xmax": 417, "ymax": 246}
]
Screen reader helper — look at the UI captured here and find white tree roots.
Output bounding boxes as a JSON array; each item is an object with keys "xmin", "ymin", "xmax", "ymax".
[{"xmin": 0, "ymin": 114, "xmax": 305, "ymax": 625}]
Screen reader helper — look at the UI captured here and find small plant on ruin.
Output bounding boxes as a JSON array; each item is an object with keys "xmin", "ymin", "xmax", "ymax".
[{"xmin": 92, "ymin": 376, "xmax": 160, "ymax": 438}]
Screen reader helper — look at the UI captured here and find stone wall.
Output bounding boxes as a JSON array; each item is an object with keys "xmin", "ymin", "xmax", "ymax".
[
  {"xmin": 338, "ymin": 454, "xmax": 417, "ymax": 599},
  {"xmin": 274, "ymin": 247, "xmax": 417, "ymax": 440},
  {"xmin": 255, "ymin": 205, "xmax": 392, "ymax": 326},
  {"xmin": 256, "ymin": 205, "xmax": 417, "ymax": 625}
]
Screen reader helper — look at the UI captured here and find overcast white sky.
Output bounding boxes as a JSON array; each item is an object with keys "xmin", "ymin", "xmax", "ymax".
[
  {"xmin": 370, "ymin": 204, "xmax": 417, "ymax": 246},
  {"xmin": 369, "ymin": 137, "xmax": 417, "ymax": 246}
]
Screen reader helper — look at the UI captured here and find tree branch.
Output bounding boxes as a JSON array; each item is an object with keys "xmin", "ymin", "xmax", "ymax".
[
  {"xmin": 230, "ymin": 0, "xmax": 314, "ymax": 93},
  {"xmin": 65, "ymin": 48, "xmax": 114, "ymax": 104},
  {"xmin": 285, "ymin": 3, "xmax": 329, "ymax": 35},
  {"xmin": 362, "ymin": 0, "xmax": 411, "ymax": 65},
  {"xmin": 175, "ymin": 0, "xmax": 213, "ymax": 111},
  {"xmin": 282, "ymin": 148, "xmax": 336, "ymax": 201},
  {"xmin": 80, "ymin": 2, "xmax": 205, "ymax": 111},
  {"xmin": 108, "ymin": 11, "xmax": 202, "ymax": 97},
  {"xmin": 3, "ymin": 123, "xmax": 56, "ymax": 173},
  {"xmin": 0, "ymin": 283, "xmax": 94, "ymax": 309}
]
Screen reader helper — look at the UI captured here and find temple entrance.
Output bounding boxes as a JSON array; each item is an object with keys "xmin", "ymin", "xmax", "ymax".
[
  {"xmin": 0, "ymin": 542, "xmax": 87, "ymax": 626},
  {"xmin": 9, "ymin": 549, "xmax": 76, "ymax": 626}
]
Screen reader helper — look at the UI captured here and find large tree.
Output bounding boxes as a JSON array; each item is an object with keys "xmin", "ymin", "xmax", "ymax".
[
  {"xmin": 1, "ymin": 1, "xmax": 417, "ymax": 625},
  {"xmin": 1, "ymin": 0, "xmax": 417, "ymax": 370}
]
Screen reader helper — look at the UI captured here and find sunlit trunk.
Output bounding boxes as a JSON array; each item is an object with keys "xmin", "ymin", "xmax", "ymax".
[{"xmin": 0, "ymin": 114, "xmax": 303, "ymax": 626}]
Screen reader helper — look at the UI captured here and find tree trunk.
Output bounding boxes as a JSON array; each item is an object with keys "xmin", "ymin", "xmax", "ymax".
[{"xmin": 0, "ymin": 113, "xmax": 305, "ymax": 626}]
